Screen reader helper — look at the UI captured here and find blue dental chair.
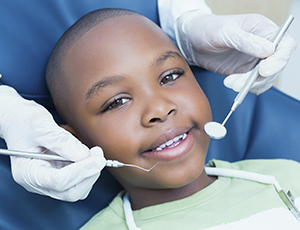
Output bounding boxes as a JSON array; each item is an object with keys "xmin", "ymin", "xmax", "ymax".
[{"xmin": 1, "ymin": 1, "xmax": 300, "ymax": 229}]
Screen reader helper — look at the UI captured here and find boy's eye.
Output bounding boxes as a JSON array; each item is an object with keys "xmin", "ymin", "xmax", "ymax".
[
  {"xmin": 160, "ymin": 70, "xmax": 183, "ymax": 85},
  {"xmin": 103, "ymin": 97, "xmax": 130, "ymax": 112}
]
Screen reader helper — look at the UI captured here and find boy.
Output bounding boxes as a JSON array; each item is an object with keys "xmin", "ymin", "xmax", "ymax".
[{"xmin": 46, "ymin": 8, "xmax": 300, "ymax": 229}]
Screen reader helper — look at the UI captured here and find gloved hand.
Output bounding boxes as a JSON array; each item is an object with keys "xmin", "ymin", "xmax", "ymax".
[
  {"xmin": 0, "ymin": 85, "xmax": 106, "ymax": 201},
  {"xmin": 175, "ymin": 11, "xmax": 297, "ymax": 95}
]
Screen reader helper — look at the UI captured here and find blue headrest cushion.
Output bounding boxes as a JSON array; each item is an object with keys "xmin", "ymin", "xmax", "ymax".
[{"xmin": 0, "ymin": 0, "xmax": 159, "ymax": 109}]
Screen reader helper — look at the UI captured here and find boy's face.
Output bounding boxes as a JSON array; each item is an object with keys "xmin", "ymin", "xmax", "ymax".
[{"xmin": 63, "ymin": 15, "xmax": 212, "ymax": 195}]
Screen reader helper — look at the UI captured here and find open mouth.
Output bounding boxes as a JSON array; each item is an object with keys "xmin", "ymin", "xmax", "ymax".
[
  {"xmin": 152, "ymin": 132, "xmax": 188, "ymax": 151},
  {"xmin": 143, "ymin": 129, "xmax": 194, "ymax": 161}
]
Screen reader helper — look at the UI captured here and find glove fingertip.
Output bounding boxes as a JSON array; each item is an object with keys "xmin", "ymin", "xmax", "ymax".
[
  {"xmin": 90, "ymin": 146, "xmax": 104, "ymax": 157},
  {"xmin": 259, "ymin": 59, "xmax": 285, "ymax": 77},
  {"xmin": 79, "ymin": 153, "xmax": 106, "ymax": 173},
  {"xmin": 89, "ymin": 146, "xmax": 106, "ymax": 169},
  {"xmin": 224, "ymin": 73, "xmax": 247, "ymax": 92},
  {"xmin": 223, "ymin": 75, "xmax": 236, "ymax": 88}
]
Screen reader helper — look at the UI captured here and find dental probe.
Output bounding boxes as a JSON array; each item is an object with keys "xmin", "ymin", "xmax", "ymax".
[
  {"xmin": 229, "ymin": 15, "xmax": 294, "ymax": 117},
  {"xmin": 0, "ymin": 148, "xmax": 159, "ymax": 172},
  {"xmin": 204, "ymin": 15, "xmax": 294, "ymax": 140},
  {"xmin": 106, "ymin": 160, "xmax": 159, "ymax": 172}
]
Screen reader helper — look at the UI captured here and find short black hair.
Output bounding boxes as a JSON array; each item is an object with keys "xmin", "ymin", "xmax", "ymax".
[{"xmin": 46, "ymin": 8, "xmax": 140, "ymax": 120}]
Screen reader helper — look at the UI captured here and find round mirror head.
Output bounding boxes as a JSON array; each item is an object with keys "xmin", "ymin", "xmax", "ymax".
[{"xmin": 204, "ymin": 121, "xmax": 227, "ymax": 139}]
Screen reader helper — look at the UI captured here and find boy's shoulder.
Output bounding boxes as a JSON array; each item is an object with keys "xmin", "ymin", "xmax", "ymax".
[
  {"xmin": 208, "ymin": 158, "xmax": 300, "ymax": 195},
  {"xmin": 208, "ymin": 158, "xmax": 300, "ymax": 172},
  {"xmin": 80, "ymin": 191, "xmax": 128, "ymax": 230}
]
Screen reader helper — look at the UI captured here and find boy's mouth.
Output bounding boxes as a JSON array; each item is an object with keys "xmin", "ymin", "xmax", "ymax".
[
  {"xmin": 151, "ymin": 132, "xmax": 188, "ymax": 152},
  {"xmin": 142, "ymin": 128, "xmax": 194, "ymax": 161}
]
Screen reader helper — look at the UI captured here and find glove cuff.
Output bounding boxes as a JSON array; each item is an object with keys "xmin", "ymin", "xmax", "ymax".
[
  {"xmin": 158, "ymin": 0, "xmax": 211, "ymax": 44},
  {"xmin": 175, "ymin": 10, "xmax": 212, "ymax": 65}
]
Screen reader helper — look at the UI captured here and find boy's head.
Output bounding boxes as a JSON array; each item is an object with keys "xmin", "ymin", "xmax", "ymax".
[{"xmin": 46, "ymin": 8, "xmax": 213, "ymax": 206}]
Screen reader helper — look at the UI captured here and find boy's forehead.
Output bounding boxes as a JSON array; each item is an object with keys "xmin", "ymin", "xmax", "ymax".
[
  {"xmin": 71, "ymin": 15, "xmax": 165, "ymax": 52},
  {"xmin": 64, "ymin": 14, "xmax": 177, "ymax": 76}
]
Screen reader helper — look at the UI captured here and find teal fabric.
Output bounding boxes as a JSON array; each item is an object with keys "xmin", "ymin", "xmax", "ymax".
[{"xmin": 81, "ymin": 159, "xmax": 300, "ymax": 230}]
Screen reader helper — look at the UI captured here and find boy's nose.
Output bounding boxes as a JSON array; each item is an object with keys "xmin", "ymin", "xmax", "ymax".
[{"xmin": 141, "ymin": 95, "xmax": 177, "ymax": 126}]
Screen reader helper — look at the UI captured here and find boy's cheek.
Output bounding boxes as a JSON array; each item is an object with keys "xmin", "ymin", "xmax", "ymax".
[{"xmin": 178, "ymin": 86, "xmax": 211, "ymax": 117}]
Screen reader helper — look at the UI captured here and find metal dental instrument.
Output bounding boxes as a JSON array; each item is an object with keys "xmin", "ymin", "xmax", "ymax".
[
  {"xmin": 0, "ymin": 148, "xmax": 71, "ymax": 161},
  {"xmin": 229, "ymin": 15, "xmax": 294, "ymax": 120},
  {"xmin": 205, "ymin": 15, "xmax": 294, "ymax": 140},
  {"xmin": 106, "ymin": 160, "xmax": 159, "ymax": 172},
  {"xmin": 0, "ymin": 148, "xmax": 159, "ymax": 172}
]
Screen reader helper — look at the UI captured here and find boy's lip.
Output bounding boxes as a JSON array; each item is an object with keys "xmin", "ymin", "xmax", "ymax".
[{"xmin": 141, "ymin": 127, "xmax": 195, "ymax": 161}]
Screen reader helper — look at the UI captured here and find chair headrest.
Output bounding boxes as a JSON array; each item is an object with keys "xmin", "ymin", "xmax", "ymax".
[{"xmin": 0, "ymin": 0, "xmax": 159, "ymax": 109}]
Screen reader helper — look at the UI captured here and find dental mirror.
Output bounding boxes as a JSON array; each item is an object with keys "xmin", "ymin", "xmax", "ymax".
[
  {"xmin": 205, "ymin": 109, "xmax": 231, "ymax": 139},
  {"xmin": 204, "ymin": 121, "xmax": 227, "ymax": 140}
]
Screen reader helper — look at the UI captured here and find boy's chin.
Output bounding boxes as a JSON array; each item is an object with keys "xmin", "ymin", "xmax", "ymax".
[{"xmin": 144, "ymin": 166, "xmax": 206, "ymax": 191}]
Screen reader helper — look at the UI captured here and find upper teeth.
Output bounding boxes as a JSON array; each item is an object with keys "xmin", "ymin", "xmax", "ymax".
[{"xmin": 155, "ymin": 133, "xmax": 187, "ymax": 151}]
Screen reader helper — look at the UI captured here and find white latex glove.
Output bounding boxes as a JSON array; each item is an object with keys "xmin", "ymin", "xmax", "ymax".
[
  {"xmin": 158, "ymin": 0, "xmax": 212, "ymax": 44},
  {"xmin": 175, "ymin": 11, "xmax": 297, "ymax": 95},
  {"xmin": 0, "ymin": 85, "xmax": 106, "ymax": 201}
]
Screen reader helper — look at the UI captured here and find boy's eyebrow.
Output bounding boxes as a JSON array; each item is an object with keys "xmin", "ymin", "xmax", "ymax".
[
  {"xmin": 86, "ymin": 75, "xmax": 124, "ymax": 100},
  {"xmin": 154, "ymin": 51, "xmax": 183, "ymax": 65},
  {"xmin": 85, "ymin": 51, "xmax": 183, "ymax": 101}
]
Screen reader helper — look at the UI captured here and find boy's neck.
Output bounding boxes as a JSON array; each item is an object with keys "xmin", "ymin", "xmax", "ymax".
[{"xmin": 126, "ymin": 172, "xmax": 217, "ymax": 210}]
